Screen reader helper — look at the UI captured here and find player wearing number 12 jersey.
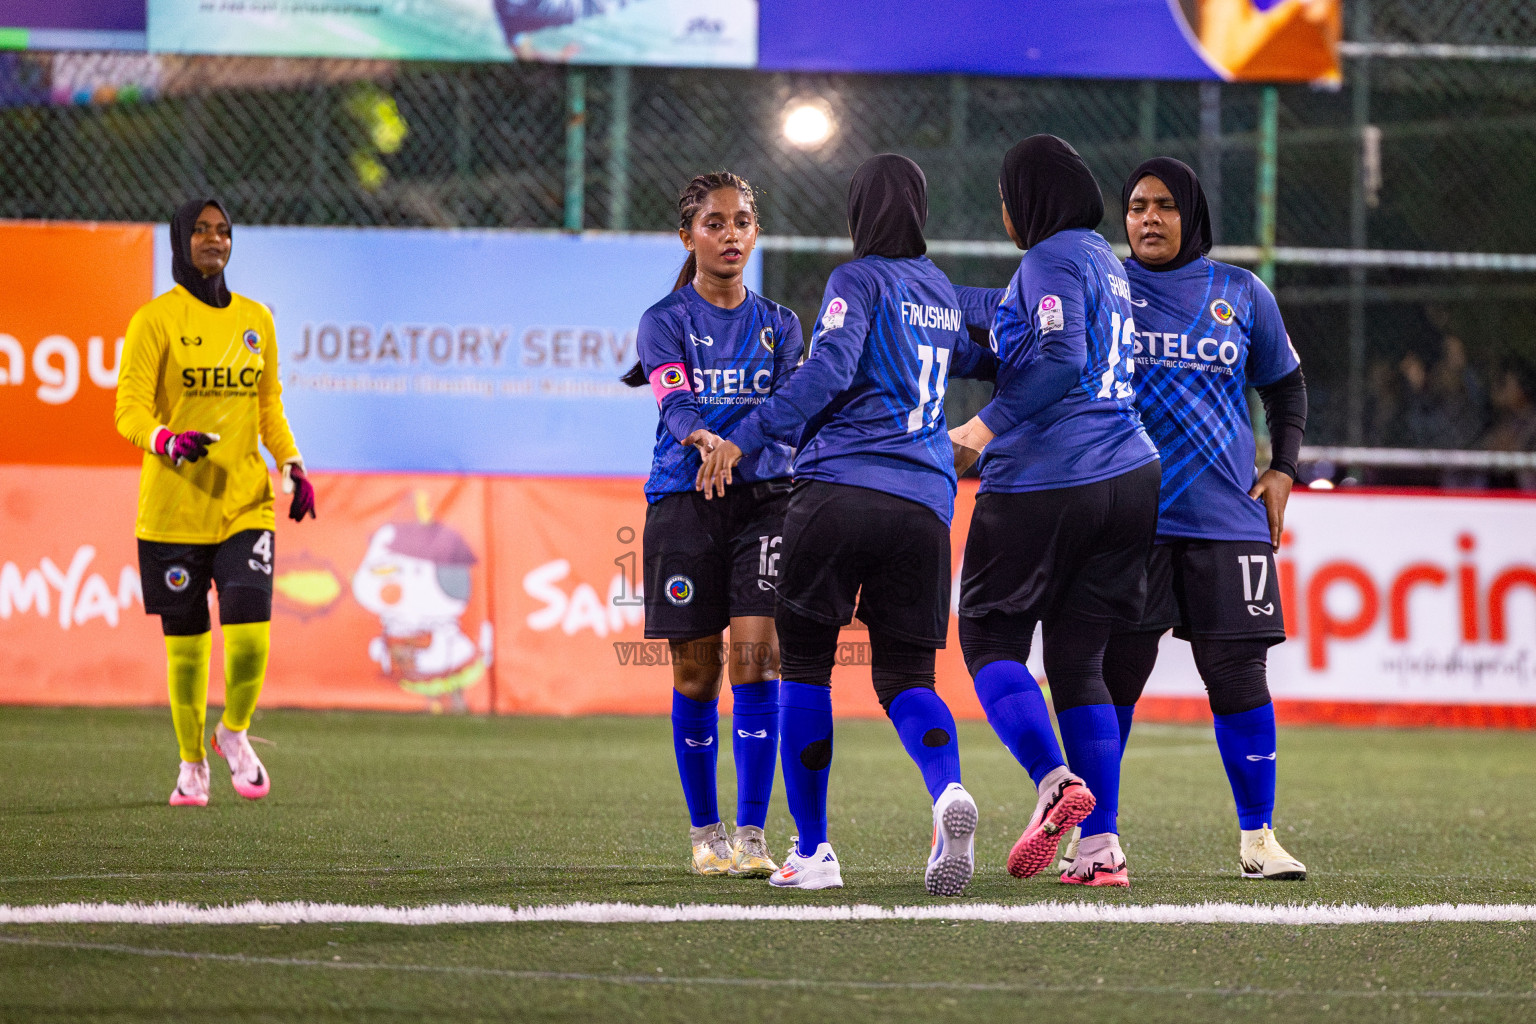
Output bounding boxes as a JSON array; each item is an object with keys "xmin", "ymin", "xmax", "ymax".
[
  {"xmin": 115, "ymin": 199, "xmax": 316, "ymax": 809},
  {"xmin": 623, "ymin": 172, "xmax": 803, "ymax": 880},
  {"xmin": 701, "ymin": 154, "xmax": 999, "ymax": 895},
  {"xmin": 949, "ymin": 136, "xmax": 1161, "ymax": 888}
]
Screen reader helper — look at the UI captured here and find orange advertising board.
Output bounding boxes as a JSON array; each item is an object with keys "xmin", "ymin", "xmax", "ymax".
[
  {"xmin": 485, "ymin": 477, "xmax": 976, "ymax": 719},
  {"xmin": 5, "ymin": 468, "xmax": 1536, "ymax": 728},
  {"xmin": 0, "ymin": 466, "xmax": 495, "ymax": 713},
  {"xmin": 0, "ymin": 222, "xmax": 154, "ymax": 467}
]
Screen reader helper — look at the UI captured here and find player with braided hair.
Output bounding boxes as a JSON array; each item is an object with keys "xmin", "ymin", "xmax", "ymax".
[{"xmin": 621, "ymin": 172, "xmax": 804, "ymax": 878}]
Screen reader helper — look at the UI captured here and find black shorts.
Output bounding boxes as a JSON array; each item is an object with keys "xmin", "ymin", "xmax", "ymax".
[
  {"xmin": 138, "ymin": 528, "xmax": 275, "ymax": 627},
  {"xmin": 1124, "ymin": 538, "xmax": 1286, "ymax": 645},
  {"xmin": 775, "ymin": 480, "xmax": 950, "ymax": 647},
  {"xmin": 643, "ymin": 479, "xmax": 790, "ymax": 640},
  {"xmin": 959, "ymin": 459, "xmax": 1160, "ymax": 626}
]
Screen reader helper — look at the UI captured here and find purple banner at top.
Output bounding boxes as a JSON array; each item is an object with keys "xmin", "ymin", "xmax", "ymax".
[
  {"xmin": 0, "ymin": 1, "xmax": 145, "ymax": 30},
  {"xmin": 758, "ymin": 0, "xmax": 1340, "ymax": 83}
]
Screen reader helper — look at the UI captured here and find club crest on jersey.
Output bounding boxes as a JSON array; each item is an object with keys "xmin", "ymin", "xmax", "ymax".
[
  {"xmin": 242, "ymin": 329, "xmax": 260, "ymax": 354},
  {"xmin": 659, "ymin": 366, "xmax": 686, "ymax": 389},
  {"xmin": 1037, "ymin": 294, "xmax": 1064, "ymax": 334},
  {"xmin": 822, "ymin": 297, "xmax": 847, "ymax": 331},
  {"xmin": 665, "ymin": 575, "xmax": 695, "ymax": 606},
  {"xmin": 165, "ymin": 567, "xmax": 191, "ymax": 592},
  {"xmin": 1210, "ymin": 299, "xmax": 1235, "ymax": 325},
  {"xmin": 760, "ymin": 326, "xmax": 775, "ymax": 352}
]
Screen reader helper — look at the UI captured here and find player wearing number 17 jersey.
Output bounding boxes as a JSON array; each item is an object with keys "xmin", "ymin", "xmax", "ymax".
[
  {"xmin": 701, "ymin": 155, "xmax": 999, "ymax": 895},
  {"xmin": 115, "ymin": 199, "xmax": 316, "ymax": 809},
  {"xmin": 1085, "ymin": 158, "xmax": 1309, "ymax": 881}
]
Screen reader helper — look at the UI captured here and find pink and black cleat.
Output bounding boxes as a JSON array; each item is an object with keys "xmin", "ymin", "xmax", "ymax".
[
  {"xmin": 168, "ymin": 758, "xmax": 210, "ymax": 807},
  {"xmin": 1059, "ymin": 832, "xmax": 1130, "ymax": 888},
  {"xmin": 211, "ymin": 722, "xmax": 271, "ymax": 800},
  {"xmin": 1007, "ymin": 768, "xmax": 1096, "ymax": 879}
]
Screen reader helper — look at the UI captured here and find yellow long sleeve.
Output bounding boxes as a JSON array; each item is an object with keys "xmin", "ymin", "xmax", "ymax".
[
  {"xmin": 254, "ymin": 304, "xmax": 301, "ymax": 468},
  {"xmin": 114, "ymin": 304, "xmax": 171, "ymax": 453}
]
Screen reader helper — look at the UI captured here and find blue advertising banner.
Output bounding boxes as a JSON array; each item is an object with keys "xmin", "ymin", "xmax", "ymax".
[
  {"xmin": 758, "ymin": 0, "xmax": 1340, "ymax": 84},
  {"xmin": 153, "ymin": 227, "xmax": 758, "ymax": 476}
]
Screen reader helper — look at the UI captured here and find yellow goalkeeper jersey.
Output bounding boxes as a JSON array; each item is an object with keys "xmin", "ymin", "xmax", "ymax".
[{"xmin": 115, "ymin": 284, "xmax": 302, "ymax": 544}]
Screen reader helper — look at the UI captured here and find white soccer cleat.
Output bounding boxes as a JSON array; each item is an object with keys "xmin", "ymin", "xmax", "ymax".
[
  {"xmin": 925, "ymin": 782, "xmax": 977, "ymax": 897},
  {"xmin": 168, "ymin": 758, "xmax": 210, "ymax": 807},
  {"xmin": 729, "ymin": 825, "xmax": 779, "ymax": 878},
  {"xmin": 1056, "ymin": 826, "xmax": 1081, "ymax": 874},
  {"xmin": 1240, "ymin": 826, "xmax": 1307, "ymax": 880},
  {"xmin": 211, "ymin": 721, "xmax": 270, "ymax": 800},
  {"xmin": 689, "ymin": 822, "xmax": 734, "ymax": 876},
  {"xmin": 769, "ymin": 838, "xmax": 844, "ymax": 890}
]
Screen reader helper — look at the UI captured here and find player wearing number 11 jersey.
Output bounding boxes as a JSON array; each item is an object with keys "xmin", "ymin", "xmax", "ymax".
[
  {"xmin": 115, "ymin": 199, "xmax": 316, "ymax": 809},
  {"xmin": 701, "ymin": 154, "xmax": 999, "ymax": 895}
]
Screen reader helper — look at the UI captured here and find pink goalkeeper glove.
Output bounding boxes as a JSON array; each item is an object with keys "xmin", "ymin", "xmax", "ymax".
[
  {"xmin": 154, "ymin": 428, "xmax": 219, "ymax": 465},
  {"xmin": 282, "ymin": 460, "xmax": 316, "ymax": 522}
]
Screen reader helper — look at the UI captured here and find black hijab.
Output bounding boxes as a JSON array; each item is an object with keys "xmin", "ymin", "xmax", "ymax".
[
  {"xmin": 170, "ymin": 198, "xmax": 233, "ymax": 308},
  {"xmin": 1122, "ymin": 157, "xmax": 1212, "ymax": 272},
  {"xmin": 847, "ymin": 154, "xmax": 928, "ymax": 260},
  {"xmin": 999, "ymin": 135, "xmax": 1104, "ymax": 250}
]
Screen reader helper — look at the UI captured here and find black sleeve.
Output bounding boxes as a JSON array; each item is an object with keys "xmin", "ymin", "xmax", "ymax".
[{"xmin": 1254, "ymin": 366, "xmax": 1307, "ymax": 480}]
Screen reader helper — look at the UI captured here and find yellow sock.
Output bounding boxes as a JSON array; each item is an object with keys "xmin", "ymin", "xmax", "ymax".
[
  {"xmin": 164, "ymin": 632, "xmax": 212, "ymax": 762},
  {"xmin": 220, "ymin": 621, "xmax": 270, "ymax": 733}
]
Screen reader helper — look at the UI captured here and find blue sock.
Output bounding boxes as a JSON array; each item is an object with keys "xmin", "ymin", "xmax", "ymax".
[
  {"xmin": 779, "ymin": 681, "xmax": 833, "ymax": 857},
  {"xmin": 1214, "ymin": 703, "xmax": 1278, "ymax": 830},
  {"xmin": 671, "ymin": 690, "xmax": 719, "ymax": 828},
  {"xmin": 1058, "ymin": 704, "xmax": 1122, "ymax": 837},
  {"xmin": 887, "ymin": 688, "xmax": 962, "ymax": 801},
  {"xmin": 974, "ymin": 660, "xmax": 1065, "ymax": 786},
  {"xmin": 730, "ymin": 680, "xmax": 779, "ymax": 830},
  {"xmin": 1115, "ymin": 704, "xmax": 1136, "ymax": 760}
]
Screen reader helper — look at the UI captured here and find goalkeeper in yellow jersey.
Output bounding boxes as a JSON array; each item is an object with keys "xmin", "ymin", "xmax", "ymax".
[{"xmin": 115, "ymin": 199, "xmax": 317, "ymax": 808}]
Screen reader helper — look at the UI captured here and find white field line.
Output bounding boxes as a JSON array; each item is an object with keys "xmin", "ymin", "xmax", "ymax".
[
  {"xmin": 3, "ymin": 901, "xmax": 1536, "ymax": 927},
  {"xmin": 1, "ymin": 935, "xmax": 1533, "ymax": 1002}
]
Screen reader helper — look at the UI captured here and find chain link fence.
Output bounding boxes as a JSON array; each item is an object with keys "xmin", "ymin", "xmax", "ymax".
[{"xmin": 2, "ymin": 0, "xmax": 1534, "ymax": 458}]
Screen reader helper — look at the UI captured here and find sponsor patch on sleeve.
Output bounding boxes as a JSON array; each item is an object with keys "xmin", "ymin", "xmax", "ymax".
[
  {"xmin": 821, "ymin": 297, "xmax": 848, "ymax": 331},
  {"xmin": 649, "ymin": 362, "xmax": 691, "ymax": 404},
  {"xmin": 1036, "ymin": 294, "xmax": 1064, "ymax": 334}
]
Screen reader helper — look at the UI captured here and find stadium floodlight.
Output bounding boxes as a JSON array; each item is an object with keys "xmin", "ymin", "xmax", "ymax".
[{"xmin": 782, "ymin": 99, "xmax": 834, "ymax": 149}]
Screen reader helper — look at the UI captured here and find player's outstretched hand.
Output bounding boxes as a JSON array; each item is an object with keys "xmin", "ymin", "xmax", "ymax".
[
  {"xmin": 283, "ymin": 460, "xmax": 317, "ymax": 522},
  {"xmin": 1249, "ymin": 469, "xmax": 1293, "ymax": 550},
  {"xmin": 695, "ymin": 439, "xmax": 743, "ymax": 500},
  {"xmin": 681, "ymin": 428, "xmax": 724, "ymax": 456},
  {"xmin": 156, "ymin": 428, "xmax": 219, "ymax": 466}
]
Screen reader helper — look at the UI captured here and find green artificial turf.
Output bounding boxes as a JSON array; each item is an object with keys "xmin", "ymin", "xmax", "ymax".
[{"xmin": 2, "ymin": 706, "xmax": 1534, "ymax": 1022}]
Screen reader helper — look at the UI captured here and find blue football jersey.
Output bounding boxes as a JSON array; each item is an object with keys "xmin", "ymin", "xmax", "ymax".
[
  {"xmin": 637, "ymin": 284, "xmax": 803, "ymax": 503},
  {"xmin": 977, "ymin": 228, "xmax": 1157, "ymax": 493},
  {"xmin": 1124, "ymin": 255, "xmax": 1300, "ymax": 543},
  {"xmin": 729, "ymin": 256, "xmax": 997, "ymax": 525}
]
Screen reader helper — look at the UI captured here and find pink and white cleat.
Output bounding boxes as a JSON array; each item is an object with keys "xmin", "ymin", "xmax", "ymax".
[
  {"xmin": 168, "ymin": 758, "xmax": 210, "ymax": 807},
  {"xmin": 211, "ymin": 722, "xmax": 270, "ymax": 800},
  {"xmin": 1007, "ymin": 766, "xmax": 1095, "ymax": 879},
  {"xmin": 1059, "ymin": 831, "xmax": 1130, "ymax": 888}
]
